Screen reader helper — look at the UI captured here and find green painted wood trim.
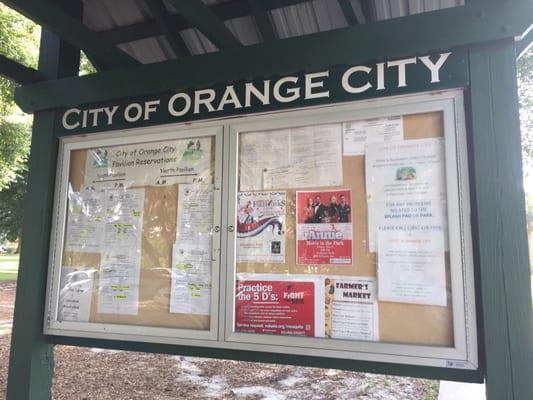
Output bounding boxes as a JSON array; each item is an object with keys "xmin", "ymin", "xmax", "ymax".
[
  {"xmin": 469, "ymin": 40, "xmax": 533, "ymax": 400},
  {"xmin": 338, "ymin": 0, "xmax": 366, "ymax": 25},
  {"xmin": 6, "ymin": 27, "xmax": 81, "ymax": 400},
  {"xmin": 146, "ymin": 0, "xmax": 191, "ymax": 58},
  {"xmin": 48, "ymin": 335, "xmax": 484, "ymax": 383},
  {"xmin": 516, "ymin": 28, "xmax": 532, "ymax": 59},
  {"xmin": 1, "ymin": 0, "xmax": 139, "ymax": 70},
  {"xmin": 165, "ymin": 0, "xmax": 241, "ymax": 49},
  {"xmin": 15, "ymin": 0, "xmax": 532, "ymax": 113},
  {"xmin": 250, "ymin": 0, "xmax": 276, "ymax": 42},
  {"xmin": 0, "ymin": 54, "xmax": 43, "ymax": 84},
  {"xmin": 6, "ymin": 111, "xmax": 56, "ymax": 400}
]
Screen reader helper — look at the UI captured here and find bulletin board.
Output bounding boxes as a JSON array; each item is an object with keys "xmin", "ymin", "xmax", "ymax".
[
  {"xmin": 235, "ymin": 111, "xmax": 453, "ymax": 347},
  {"xmin": 61, "ymin": 136, "xmax": 216, "ymax": 331},
  {"xmin": 45, "ymin": 91, "xmax": 477, "ymax": 371}
]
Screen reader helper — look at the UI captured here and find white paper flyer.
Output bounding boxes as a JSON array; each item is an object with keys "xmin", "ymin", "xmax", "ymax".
[
  {"xmin": 98, "ymin": 249, "xmax": 142, "ymax": 315},
  {"xmin": 175, "ymin": 183, "xmax": 214, "ymax": 246},
  {"xmin": 64, "ymin": 190, "xmax": 104, "ymax": 252},
  {"xmin": 102, "ymin": 188, "xmax": 145, "ymax": 248},
  {"xmin": 365, "ymin": 137, "xmax": 446, "ymax": 202},
  {"xmin": 236, "ymin": 191, "xmax": 286, "ymax": 263},
  {"xmin": 324, "ymin": 276, "xmax": 379, "ymax": 341},
  {"xmin": 239, "ymin": 123, "xmax": 342, "ymax": 191},
  {"xmin": 367, "ymin": 199, "xmax": 448, "ymax": 252},
  {"xmin": 343, "ymin": 116, "xmax": 403, "ymax": 156},
  {"xmin": 58, "ymin": 266, "xmax": 94, "ymax": 322},
  {"xmin": 85, "ymin": 138, "xmax": 211, "ymax": 189},
  {"xmin": 170, "ymin": 242, "xmax": 211, "ymax": 315},
  {"xmin": 377, "ymin": 231, "xmax": 447, "ymax": 306}
]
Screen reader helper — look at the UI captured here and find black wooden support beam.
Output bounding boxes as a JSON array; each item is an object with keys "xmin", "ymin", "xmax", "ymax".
[
  {"xmin": 165, "ymin": 0, "xmax": 241, "ymax": 49},
  {"xmin": 14, "ymin": 0, "xmax": 533, "ymax": 112},
  {"xmin": 0, "ymin": 0, "xmax": 140, "ymax": 70},
  {"xmin": 100, "ymin": 0, "xmax": 310, "ymax": 45},
  {"xmin": 338, "ymin": 0, "xmax": 366, "ymax": 25},
  {"xmin": 0, "ymin": 55, "xmax": 44, "ymax": 84},
  {"xmin": 145, "ymin": 0, "xmax": 191, "ymax": 58},
  {"xmin": 249, "ymin": 0, "xmax": 276, "ymax": 42}
]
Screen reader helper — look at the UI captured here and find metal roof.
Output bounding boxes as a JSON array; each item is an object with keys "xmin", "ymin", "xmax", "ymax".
[{"xmin": 82, "ymin": 0, "xmax": 464, "ymax": 64}]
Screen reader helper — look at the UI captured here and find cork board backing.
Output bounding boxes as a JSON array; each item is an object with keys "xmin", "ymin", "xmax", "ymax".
[
  {"xmin": 236, "ymin": 111, "xmax": 453, "ymax": 347},
  {"xmin": 61, "ymin": 113, "xmax": 453, "ymax": 347},
  {"xmin": 63, "ymin": 137, "xmax": 216, "ymax": 330}
]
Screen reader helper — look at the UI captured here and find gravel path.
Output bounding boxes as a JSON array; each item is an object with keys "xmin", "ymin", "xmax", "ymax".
[{"xmin": 0, "ymin": 281, "xmax": 438, "ymax": 399}]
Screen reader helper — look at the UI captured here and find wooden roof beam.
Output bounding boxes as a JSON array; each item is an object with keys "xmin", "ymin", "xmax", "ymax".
[
  {"xmin": 100, "ymin": 0, "xmax": 311, "ymax": 45},
  {"xmin": 516, "ymin": 27, "xmax": 532, "ymax": 59},
  {"xmin": 165, "ymin": 0, "xmax": 241, "ymax": 49},
  {"xmin": 338, "ymin": 0, "xmax": 366, "ymax": 25},
  {"xmin": 145, "ymin": 0, "xmax": 191, "ymax": 58},
  {"xmin": 249, "ymin": 0, "xmax": 276, "ymax": 42},
  {"xmin": 0, "ymin": 55, "xmax": 44, "ymax": 84},
  {"xmin": 0, "ymin": 0, "xmax": 140, "ymax": 71}
]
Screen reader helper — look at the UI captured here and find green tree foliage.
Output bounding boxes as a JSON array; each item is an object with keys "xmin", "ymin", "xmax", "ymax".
[
  {"xmin": 0, "ymin": 4, "xmax": 39, "ymax": 246},
  {"xmin": 80, "ymin": 51, "xmax": 97, "ymax": 76},
  {"xmin": 0, "ymin": 3, "xmax": 39, "ymax": 114},
  {"xmin": 0, "ymin": 164, "xmax": 26, "ymax": 243},
  {"xmin": 0, "ymin": 119, "xmax": 30, "ymax": 188},
  {"xmin": 0, "ymin": 4, "xmax": 39, "ymax": 192}
]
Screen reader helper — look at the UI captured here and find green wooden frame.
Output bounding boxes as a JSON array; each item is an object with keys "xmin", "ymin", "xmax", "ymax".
[
  {"xmin": 0, "ymin": 54, "xmax": 43, "ymax": 84},
  {"xmin": 6, "ymin": 28, "xmax": 81, "ymax": 400},
  {"xmin": 5, "ymin": 1, "xmax": 533, "ymax": 399}
]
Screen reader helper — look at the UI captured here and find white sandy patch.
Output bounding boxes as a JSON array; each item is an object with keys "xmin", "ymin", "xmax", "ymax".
[
  {"xmin": 232, "ymin": 386, "xmax": 286, "ymax": 400},
  {"xmin": 173, "ymin": 356, "xmax": 229, "ymax": 397},
  {"xmin": 278, "ymin": 375, "xmax": 306, "ymax": 387},
  {"xmin": 204, "ymin": 375, "xmax": 229, "ymax": 398},
  {"xmin": 89, "ymin": 348, "xmax": 122, "ymax": 354}
]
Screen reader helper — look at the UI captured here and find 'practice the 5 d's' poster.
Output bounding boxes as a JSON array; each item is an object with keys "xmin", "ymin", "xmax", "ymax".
[
  {"xmin": 296, "ymin": 190, "xmax": 352, "ymax": 265},
  {"xmin": 234, "ymin": 276, "xmax": 320, "ymax": 337}
]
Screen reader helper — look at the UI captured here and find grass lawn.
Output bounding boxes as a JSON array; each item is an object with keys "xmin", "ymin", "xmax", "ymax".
[{"xmin": 0, "ymin": 254, "xmax": 19, "ymax": 281}]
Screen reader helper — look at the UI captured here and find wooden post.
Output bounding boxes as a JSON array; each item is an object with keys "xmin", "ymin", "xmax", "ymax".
[
  {"xmin": 6, "ymin": 26, "xmax": 80, "ymax": 400},
  {"xmin": 469, "ymin": 39, "xmax": 533, "ymax": 400}
]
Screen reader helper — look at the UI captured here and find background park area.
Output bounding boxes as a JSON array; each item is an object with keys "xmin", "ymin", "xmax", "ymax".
[{"xmin": 0, "ymin": 2, "xmax": 530, "ymax": 399}]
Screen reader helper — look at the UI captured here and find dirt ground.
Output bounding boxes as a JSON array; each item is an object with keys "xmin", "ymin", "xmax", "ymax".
[{"xmin": 0, "ymin": 281, "xmax": 438, "ymax": 399}]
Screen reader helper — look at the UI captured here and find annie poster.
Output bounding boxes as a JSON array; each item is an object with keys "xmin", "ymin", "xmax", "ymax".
[{"xmin": 296, "ymin": 189, "xmax": 352, "ymax": 265}]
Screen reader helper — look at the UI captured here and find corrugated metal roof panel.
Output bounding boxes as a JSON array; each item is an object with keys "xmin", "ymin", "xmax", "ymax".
[
  {"xmin": 83, "ymin": 0, "xmax": 149, "ymax": 31},
  {"xmin": 82, "ymin": 0, "xmax": 466, "ymax": 64},
  {"xmin": 374, "ymin": 0, "xmax": 465, "ymax": 20},
  {"xmin": 119, "ymin": 36, "xmax": 175, "ymax": 64},
  {"xmin": 225, "ymin": 15, "xmax": 262, "ymax": 46},
  {"xmin": 270, "ymin": 0, "xmax": 347, "ymax": 40},
  {"xmin": 180, "ymin": 28, "xmax": 218, "ymax": 56}
]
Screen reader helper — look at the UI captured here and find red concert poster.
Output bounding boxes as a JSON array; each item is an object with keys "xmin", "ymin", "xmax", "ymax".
[{"xmin": 296, "ymin": 189, "xmax": 352, "ymax": 265}]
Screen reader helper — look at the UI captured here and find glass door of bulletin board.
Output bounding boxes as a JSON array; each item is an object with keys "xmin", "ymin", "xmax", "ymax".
[
  {"xmin": 225, "ymin": 90, "xmax": 477, "ymax": 369},
  {"xmin": 45, "ymin": 125, "xmax": 224, "ymax": 342}
]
